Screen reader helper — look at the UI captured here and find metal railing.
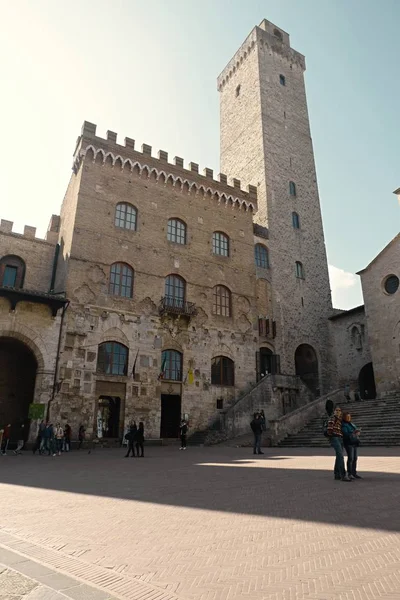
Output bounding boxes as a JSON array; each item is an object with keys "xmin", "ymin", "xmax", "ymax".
[{"xmin": 159, "ymin": 296, "xmax": 197, "ymax": 317}]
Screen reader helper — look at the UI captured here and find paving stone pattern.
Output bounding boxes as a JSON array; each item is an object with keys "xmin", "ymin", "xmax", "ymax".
[{"xmin": 0, "ymin": 447, "xmax": 400, "ymax": 599}]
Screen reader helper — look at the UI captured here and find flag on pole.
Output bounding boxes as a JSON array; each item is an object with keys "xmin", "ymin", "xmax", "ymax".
[
  {"xmin": 131, "ymin": 349, "xmax": 139, "ymax": 378},
  {"xmin": 158, "ymin": 354, "xmax": 167, "ymax": 380}
]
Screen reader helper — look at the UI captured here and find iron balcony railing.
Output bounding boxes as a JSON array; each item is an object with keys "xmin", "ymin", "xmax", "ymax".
[{"xmin": 159, "ymin": 296, "xmax": 197, "ymax": 317}]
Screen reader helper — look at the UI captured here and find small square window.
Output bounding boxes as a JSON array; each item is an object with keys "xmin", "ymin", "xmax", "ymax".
[
  {"xmin": 279, "ymin": 74, "xmax": 286, "ymax": 86},
  {"xmin": 217, "ymin": 398, "xmax": 224, "ymax": 410}
]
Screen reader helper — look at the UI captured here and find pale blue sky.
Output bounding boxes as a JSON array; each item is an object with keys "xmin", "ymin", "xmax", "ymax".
[{"xmin": 1, "ymin": 0, "xmax": 399, "ymax": 309}]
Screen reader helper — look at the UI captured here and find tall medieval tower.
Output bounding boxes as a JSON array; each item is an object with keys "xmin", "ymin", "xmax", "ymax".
[{"xmin": 218, "ymin": 19, "xmax": 335, "ymax": 394}]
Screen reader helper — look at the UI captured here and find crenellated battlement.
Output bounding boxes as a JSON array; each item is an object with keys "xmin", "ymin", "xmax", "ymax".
[
  {"xmin": 0, "ymin": 214, "xmax": 60, "ymax": 245},
  {"xmin": 217, "ymin": 19, "xmax": 305, "ymax": 91},
  {"xmin": 74, "ymin": 122, "xmax": 258, "ymax": 211}
]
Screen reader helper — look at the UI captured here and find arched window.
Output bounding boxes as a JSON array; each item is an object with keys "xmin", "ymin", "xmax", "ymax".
[
  {"xmin": 97, "ymin": 342, "xmax": 128, "ymax": 375},
  {"xmin": 161, "ymin": 350, "xmax": 182, "ymax": 381},
  {"xmin": 289, "ymin": 181, "xmax": 297, "ymax": 197},
  {"xmin": 292, "ymin": 212, "xmax": 300, "ymax": 229},
  {"xmin": 213, "ymin": 285, "xmax": 231, "ymax": 317},
  {"xmin": 109, "ymin": 263, "xmax": 134, "ymax": 298},
  {"xmin": 211, "ymin": 356, "xmax": 234, "ymax": 386},
  {"xmin": 212, "ymin": 231, "xmax": 229, "ymax": 257},
  {"xmin": 295, "ymin": 261, "xmax": 304, "ymax": 279},
  {"xmin": 115, "ymin": 203, "xmax": 137, "ymax": 231},
  {"xmin": 165, "ymin": 275, "xmax": 186, "ymax": 309},
  {"xmin": 255, "ymin": 244, "xmax": 269, "ymax": 269},
  {"xmin": 0, "ymin": 255, "xmax": 25, "ymax": 288},
  {"xmin": 167, "ymin": 218, "xmax": 186, "ymax": 245}
]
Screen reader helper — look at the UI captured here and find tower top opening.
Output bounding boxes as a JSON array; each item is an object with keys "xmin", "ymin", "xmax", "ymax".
[{"xmin": 258, "ymin": 19, "xmax": 290, "ymax": 46}]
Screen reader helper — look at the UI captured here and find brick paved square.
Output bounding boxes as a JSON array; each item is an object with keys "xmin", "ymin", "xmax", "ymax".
[{"xmin": 0, "ymin": 446, "xmax": 400, "ymax": 600}]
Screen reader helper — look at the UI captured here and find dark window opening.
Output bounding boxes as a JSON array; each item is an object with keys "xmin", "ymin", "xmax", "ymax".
[
  {"xmin": 0, "ymin": 255, "xmax": 26, "ymax": 289},
  {"xmin": 165, "ymin": 275, "xmax": 186, "ymax": 309},
  {"xmin": 212, "ymin": 232, "xmax": 229, "ymax": 257},
  {"xmin": 211, "ymin": 356, "xmax": 234, "ymax": 386},
  {"xmin": 279, "ymin": 74, "xmax": 286, "ymax": 86},
  {"xmin": 167, "ymin": 218, "xmax": 186, "ymax": 245},
  {"xmin": 384, "ymin": 275, "xmax": 399, "ymax": 295},
  {"xmin": 161, "ymin": 350, "xmax": 182, "ymax": 381},
  {"xmin": 216, "ymin": 398, "xmax": 224, "ymax": 410},
  {"xmin": 292, "ymin": 212, "xmax": 300, "ymax": 229},
  {"xmin": 255, "ymin": 244, "xmax": 269, "ymax": 269},
  {"xmin": 115, "ymin": 203, "xmax": 137, "ymax": 231},
  {"xmin": 109, "ymin": 263, "xmax": 134, "ymax": 298},
  {"xmin": 295, "ymin": 261, "xmax": 304, "ymax": 279},
  {"xmin": 213, "ymin": 285, "xmax": 231, "ymax": 317},
  {"xmin": 97, "ymin": 342, "xmax": 128, "ymax": 376},
  {"xmin": 289, "ymin": 181, "xmax": 297, "ymax": 196}
]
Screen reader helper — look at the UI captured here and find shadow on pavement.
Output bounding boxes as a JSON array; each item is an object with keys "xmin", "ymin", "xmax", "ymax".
[{"xmin": 1, "ymin": 446, "xmax": 399, "ymax": 533}]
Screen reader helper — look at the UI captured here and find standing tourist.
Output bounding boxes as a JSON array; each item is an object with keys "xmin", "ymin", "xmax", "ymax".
[
  {"xmin": 179, "ymin": 418, "xmax": 188, "ymax": 450},
  {"xmin": 342, "ymin": 412, "xmax": 362, "ymax": 479},
  {"xmin": 55, "ymin": 423, "xmax": 64, "ymax": 456},
  {"xmin": 78, "ymin": 425, "xmax": 86, "ymax": 450},
  {"xmin": 40, "ymin": 422, "xmax": 51, "ymax": 455},
  {"xmin": 327, "ymin": 407, "xmax": 352, "ymax": 482},
  {"xmin": 64, "ymin": 423, "xmax": 72, "ymax": 452},
  {"xmin": 13, "ymin": 421, "xmax": 26, "ymax": 455},
  {"xmin": 124, "ymin": 422, "xmax": 137, "ymax": 457},
  {"xmin": 1, "ymin": 424, "xmax": 11, "ymax": 455},
  {"xmin": 250, "ymin": 412, "xmax": 264, "ymax": 455},
  {"xmin": 135, "ymin": 422, "xmax": 145, "ymax": 458},
  {"xmin": 33, "ymin": 420, "xmax": 45, "ymax": 455}
]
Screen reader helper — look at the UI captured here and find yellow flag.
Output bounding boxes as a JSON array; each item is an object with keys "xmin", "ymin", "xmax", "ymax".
[{"xmin": 188, "ymin": 368, "xmax": 194, "ymax": 384}]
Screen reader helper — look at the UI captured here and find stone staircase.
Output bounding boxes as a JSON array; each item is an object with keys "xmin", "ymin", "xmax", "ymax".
[{"xmin": 278, "ymin": 395, "xmax": 400, "ymax": 447}]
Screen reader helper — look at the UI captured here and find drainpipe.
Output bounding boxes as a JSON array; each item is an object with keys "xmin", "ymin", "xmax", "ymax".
[
  {"xmin": 49, "ymin": 243, "xmax": 60, "ymax": 293},
  {"xmin": 47, "ymin": 300, "xmax": 70, "ymax": 422}
]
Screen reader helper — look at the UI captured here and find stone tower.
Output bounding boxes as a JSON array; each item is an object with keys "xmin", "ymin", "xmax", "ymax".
[{"xmin": 218, "ymin": 19, "xmax": 334, "ymax": 394}]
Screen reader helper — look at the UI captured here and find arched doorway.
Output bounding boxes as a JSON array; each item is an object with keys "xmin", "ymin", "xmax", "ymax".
[
  {"xmin": 358, "ymin": 363, "xmax": 376, "ymax": 400},
  {"xmin": 295, "ymin": 344, "xmax": 319, "ymax": 396},
  {"xmin": 0, "ymin": 337, "xmax": 37, "ymax": 437}
]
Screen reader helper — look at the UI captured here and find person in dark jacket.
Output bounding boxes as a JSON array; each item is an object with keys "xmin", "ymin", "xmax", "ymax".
[
  {"xmin": 250, "ymin": 412, "xmax": 264, "ymax": 455},
  {"xmin": 342, "ymin": 412, "xmax": 362, "ymax": 479},
  {"xmin": 124, "ymin": 422, "xmax": 137, "ymax": 457},
  {"xmin": 135, "ymin": 422, "xmax": 145, "ymax": 457},
  {"xmin": 64, "ymin": 424, "xmax": 72, "ymax": 452},
  {"xmin": 180, "ymin": 419, "xmax": 188, "ymax": 450},
  {"xmin": 13, "ymin": 421, "xmax": 26, "ymax": 455},
  {"xmin": 1, "ymin": 424, "xmax": 11, "ymax": 455},
  {"xmin": 78, "ymin": 425, "xmax": 86, "ymax": 450},
  {"xmin": 325, "ymin": 398, "xmax": 335, "ymax": 417}
]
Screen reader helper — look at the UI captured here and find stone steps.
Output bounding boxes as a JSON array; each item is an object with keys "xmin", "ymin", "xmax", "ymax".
[{"xmin": 279, "ymin": 396, "xmax": 400, "ymax": 447}]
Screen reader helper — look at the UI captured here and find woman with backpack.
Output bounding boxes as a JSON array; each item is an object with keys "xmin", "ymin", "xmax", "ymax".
[
  {"xmin": 342, "ymin": 411, "xmax": 362, "ymax": 479},
  {"xmin": 327, "ymin": 407, "xmax": 352, "ymax": 482}
]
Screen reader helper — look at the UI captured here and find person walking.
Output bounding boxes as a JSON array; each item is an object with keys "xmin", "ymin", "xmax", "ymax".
[
  {"xmin": 124, "ymin": 422, "xmax": 137, "ymax": 457},
  {"xmin": 179, "ymin": 418, "xmax": 188, "ymax": 450},
  {"xmin": 33, "ymin": 420, "xmax": 46, "ymax": 455},
  {"xmin": 342, "ymin": 411, "xmax": 362, "ymax": 479},
  {"xmin": 135, "ymin": 422, "xmax": 145, "ymax": 458},
  {"xmin": 327, "ymin": 407, "xmax": 352, "ymax": 481},
  {"xmin": 64, "ymin": 423, "xmax": 72, "ymax": 452},
  {"xmin": 250, "ymin": 412, "xmax": 264, "ymax": 455},
  {"xmin": 55, "ymin": 423, "xmax": 64, "ymax": 456},
  {"xmin": 78, "ymin": 425, "xmax": 86, "ymax": 450},
  {"xmin": 40, "ymin": 422, "xmax": 51, "ymax": 455},
  {"xmin": 13, "ymin": 421, "xmax": 26, "ymax": 455},
  {"xmin": 1, "ymin": 424, "xmax": 11, "ymax": 455}
]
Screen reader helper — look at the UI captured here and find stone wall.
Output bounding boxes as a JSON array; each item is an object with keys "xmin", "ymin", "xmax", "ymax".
[
  {"xmin": 219, "ymin": 20, "xmax": 336, "ymax": 394},
  {"xmin": 329, "ymin": 306, "xmax": 371, "ymax": 390},
  {"xmin": 360, "ymin": 235, "xmax": 400, "ymax": 395}
]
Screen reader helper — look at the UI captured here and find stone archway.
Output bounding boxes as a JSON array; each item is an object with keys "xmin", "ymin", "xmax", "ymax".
[
  {"xmin": 295, "ymin": 344, "xmax": 319, "ymax": 396},
  {"xmin": 358, "ymin": 363, "xmax": 376, "ymax": 400},
  {"xmin": 0, "ymin": 337, "xmax": 38, "ymax": 434}
]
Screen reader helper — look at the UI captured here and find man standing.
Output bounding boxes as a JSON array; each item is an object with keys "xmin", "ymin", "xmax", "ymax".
[
  {"xmin": 33, "ymin": 420, "xmax": 46, "ymax": 455},
  {"xmin": 327, "ymin": 407, "xmax": 352, "ymax": 482},
  {"xmin": 1, "ymin": 424, "xmax": 11, "ymax": 455},
  {"xmin": 250, "ymin": 412, "xmax": 264, "ymax": 455}
]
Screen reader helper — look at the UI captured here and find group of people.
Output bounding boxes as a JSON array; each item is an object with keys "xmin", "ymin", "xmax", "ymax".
[
  {"xmin": 1, "ymin": 421, "xmax": 87, "ymax": 456},
  {"xmin": 250, "ymin": 410, "xmax": 267, "ymax": 455},
  {"xmin": 124, "ymin": 421, "xmax": 145, "ymax": 457},
  {"xmin": 325, "ymin": 399, "xmax": 362, "ymax": 481}
]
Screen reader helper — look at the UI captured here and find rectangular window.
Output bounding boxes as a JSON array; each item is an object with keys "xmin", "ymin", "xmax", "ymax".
[{"xmin": 3, "ymin": 266, "xmax": 18, "ymax": 287}]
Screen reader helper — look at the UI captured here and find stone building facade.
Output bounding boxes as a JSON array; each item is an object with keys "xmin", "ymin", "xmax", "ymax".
[
  {"xmin": 358, "ymin": 234, "xmax": 400, "ymax": 397},
  {"xmin": 218, "ymin": 19, "xmax": 335, "ymax": 396},
  {"xmin": 0, "ymin": 19, "xmax": 341, "ymax": 443},
  {"xmin": 329, "ymin": 306, "xmax": 372, "ymax": 395}
]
